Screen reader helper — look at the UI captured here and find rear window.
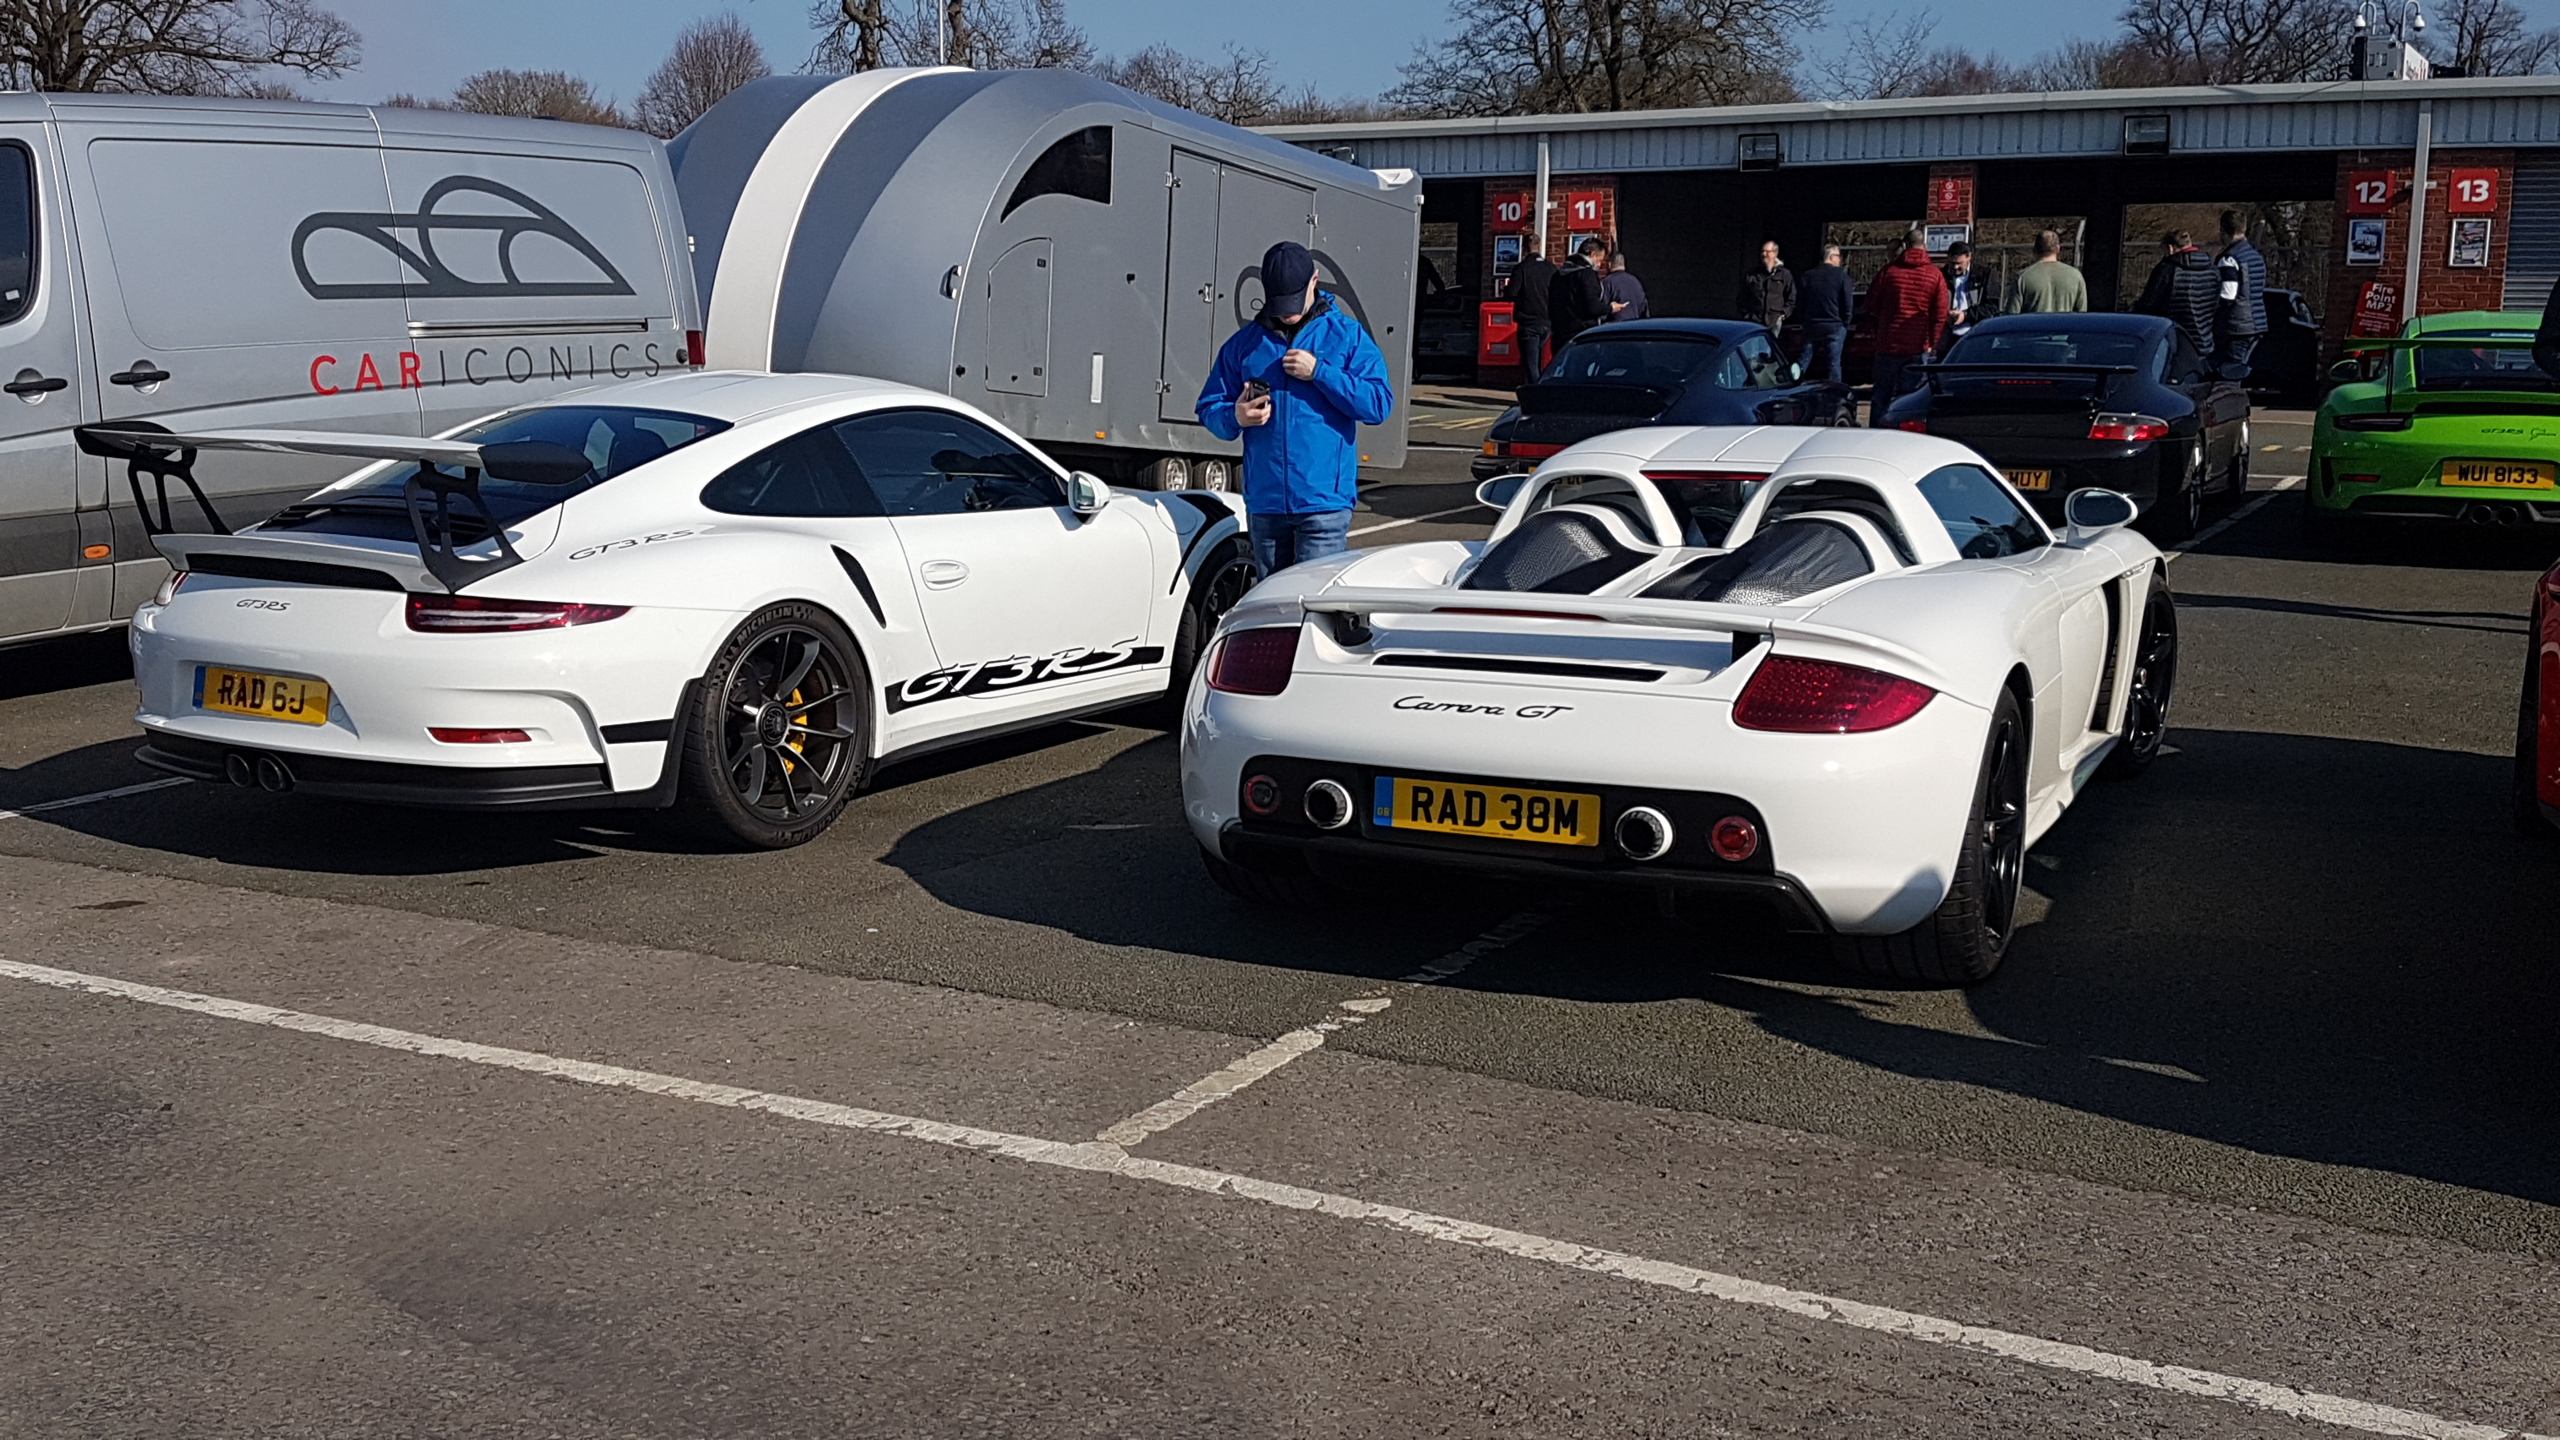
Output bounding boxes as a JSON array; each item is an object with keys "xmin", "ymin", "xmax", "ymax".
[
  {"xmin": 264, "ymin": 405, "xmax": 726, "ymax": 540},
  {"xmin": 2412, "ymin": 330, "xmax": 2552, "ymax": 389},
  {"xmin": 1543, "ymin": 335, "xmax": 1721, "ymax": 388}
]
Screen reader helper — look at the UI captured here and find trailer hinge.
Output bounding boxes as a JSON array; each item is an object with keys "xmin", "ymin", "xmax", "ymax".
[{"xmin": 1166, "ymin": 173, "xmax": 1180, "ymax": 188}]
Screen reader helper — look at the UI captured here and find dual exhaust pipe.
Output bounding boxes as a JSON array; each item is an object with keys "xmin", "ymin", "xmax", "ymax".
[
  {"xmin": 2465, "ymin": 501, "xmax": 2531, "ymax": 527},
  {"xmin": 220, "ymin": 750, "xmax": 295, "ymax": 793}
]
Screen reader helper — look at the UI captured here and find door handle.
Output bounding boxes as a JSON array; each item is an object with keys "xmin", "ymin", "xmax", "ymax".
[
  {"xmin": 109, "ymin": 362, "xmax": 171, "ymax": 387},
  {"xmin": 4, "ymin": 369, "xmax": 65, "ymax": 396},
  {"xmin": 920, "ymin": 559, "xmax": 970, "ymax": 589},
  {"xmin": 1197, "ymin": 284, "xmax": 1216, "ymax": 303}
]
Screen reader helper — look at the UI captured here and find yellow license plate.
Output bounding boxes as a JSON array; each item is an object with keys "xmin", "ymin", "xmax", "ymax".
[
  {"xmin": 2004, "ymin": 468, "xmax": 2051, "ymax": 491},
  {"xmin": 195, "ymin": 665, "xmax": 330, "ymax": 725},
  {"xmin": 2440, "ymin": 459, "xmax": 2557, "ymax": 489},
  {"xmin": 1374, "ymin": 776, "xmax": 1600, "ymax": 847}
]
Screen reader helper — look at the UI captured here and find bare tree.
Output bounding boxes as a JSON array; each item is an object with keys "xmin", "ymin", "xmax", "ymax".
[
  {"xmin": 2425, "ymin": 0, "xmax": 2560, "ymax": 75},
  {"xmin": 449, "ymin": 68, "xmax": 626, "ymax": 127},
  {"xmin": 0, "ymin": 0, "xmax": 357, "ymax": 93},
  {"xmin": 1094, "ymin": 44, "xmax": 1280, "ymax": 124},
  {"xmin": 2116, "ymin": 0, "xmax": 2355, "ymax": 84},
  {"xmin": 2015, "ymin": 35, "xmax": 2181, "ymax": 90},
  {"xmin": 637, "ymin": 12, "xmax": 771, "ymax": 137},
  {"xmin": 1389, "ymin": 0, "xmax": 1824, "ymax": 117},
  {"xmin": 1807, "ymin": 9, "xmax": 2033, "ymax": 99},
  {"xmin": 812, "ymin": 0, "xmax": 1087, "ymax": 70}
]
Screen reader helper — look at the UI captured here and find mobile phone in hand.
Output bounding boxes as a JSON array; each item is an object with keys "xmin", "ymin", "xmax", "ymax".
[{"xmin": 1241, "ymin": 379, "xmax": 1270, "ymax": 402}]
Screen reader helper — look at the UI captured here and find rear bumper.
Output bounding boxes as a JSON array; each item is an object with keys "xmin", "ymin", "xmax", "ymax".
[
  {"xmin": 138, "ymin": 729, "xmax": 638, "ymax": 810},
  {"xmin": 1943, "ymin": 441, "xmax": 2169, "ymax": 515}
]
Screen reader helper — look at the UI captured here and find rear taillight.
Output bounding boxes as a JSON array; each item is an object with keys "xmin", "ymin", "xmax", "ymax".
[
  {"xmin": 406, "ymin": 595, "xmax": 630, "ymax": 633},
  {"xmin": 1206, "ymin": 626, "xmax": 1299, "ymax": 695},
  {"xmin": 1733, "ymin": 655, "xmax": 1935, "ymax": 733},
  {"xmin": 684, "ymin": 329, "xmax": 706, "ymax": 367},
  {"xmin": 152, "ymin": 570, "xmax": 190, "ymax": 606},
  {"xmin": 2089, "ymin": 413, "xmax": 2170, "ymax": 443},
  {"xmin": 1504, "ymin": 441, "xmax": 1564, "ymax": 460},
  {"xmin": 1896, "ymin": 420, "xmax": 1928, "ymax": 433}
]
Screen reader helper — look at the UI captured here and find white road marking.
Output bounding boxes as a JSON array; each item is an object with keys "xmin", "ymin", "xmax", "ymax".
[
  {"xmin": 1351, "ymin": 504, "xmax": 1485, "ymax": 538},
  {"xmin": 0, "ymin": 777, "xmax": 189, "ymax": 822},
  {"xmin": 1097, "ymin": 998, "xmax": 1388, "ymax": 1145},
  {"xmin": 2165, "ymin": 476, "xmax": 2302, "ymax": 560},
  {"xmin": 2, "ymin": 956, "xmax": 2543, "ymax": 1440},
  {"xmin": 1402, "ymin": 910, "xmax": 1550, "ymax": 984}
]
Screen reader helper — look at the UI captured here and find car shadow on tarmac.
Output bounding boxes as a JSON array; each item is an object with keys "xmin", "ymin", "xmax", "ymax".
[{"xmin": 871, "ymin": 725, "xmax": 2560, "ymax": 1233}]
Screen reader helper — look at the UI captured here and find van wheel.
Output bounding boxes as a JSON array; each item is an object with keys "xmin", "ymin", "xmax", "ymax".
[
  {"xmin": 672, "ymin": 603, "xmax": 869, "ymax": 849},
  {"xmin": 1189, "ymin": 458, "xmax": 1235, "ymax": 492},
  {"xmin": 1831, "ymin": 688, "xmax": 2027, "ymax": 986},
  {"xmin": 1136, "ymin": 456, "xmax": 1190, "ymax": 491}
]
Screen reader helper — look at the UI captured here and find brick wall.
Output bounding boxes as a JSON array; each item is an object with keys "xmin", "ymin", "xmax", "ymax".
[
  {"xmin": 2322, "ymin": 148, "xmax": 2515, "ymax": 358},
  {"xmin": 1480, "ymin": 175, "xmax": 1620, "ymax": 299}
]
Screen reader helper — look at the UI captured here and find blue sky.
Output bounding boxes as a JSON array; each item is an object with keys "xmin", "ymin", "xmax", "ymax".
[{"xmin": 310, "ymin": 0, "xmax": 2560, "ymax": 108}]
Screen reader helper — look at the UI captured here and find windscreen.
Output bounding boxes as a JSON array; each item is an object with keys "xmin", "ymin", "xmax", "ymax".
[
  {"xmin": 1944, "ymin": 328, "xmax": 2161, "ymax": 373},
  {"xmin": 2411, "ymin": 330, "xmax": 2553, "ymax": 389},
  {"xmin": 1542, "ymin": 335, "xmax": 1721, "ymax": 387},
  {"xmin": 265, "ymin": 406, "xmax": 729, "ymax": 541}
]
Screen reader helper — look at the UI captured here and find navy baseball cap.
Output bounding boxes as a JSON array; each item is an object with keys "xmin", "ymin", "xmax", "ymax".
[{"xmin": 1260, "ymin": 241, "xmax": 1316, "ymax": 318}]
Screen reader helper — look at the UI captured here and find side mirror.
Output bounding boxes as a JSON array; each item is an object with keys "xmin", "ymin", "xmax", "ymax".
[
  {"xmin": 1788, "ymin": 360, "xmax": 1805, "ymax": 383},
  {"xmin": 2328, "ymin": 358, "xmax": 2363, "ymax": 382},
  {"xmin": 1475, "ymin": 473, "xmax": 1530, "ymax": 510},
  {"xmin": 2062, "ymin": 487, "xmax": 2139, "ymax": 544},
  {"xmin": 1067, "ymin": 471, "xmax": 1111, "ymax": 517},
  {"xmin": 2215, "ymin": 362, "xmax": 2251, "ymax": 383}
]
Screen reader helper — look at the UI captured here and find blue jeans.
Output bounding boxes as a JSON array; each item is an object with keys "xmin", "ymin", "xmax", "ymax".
[
  {"xmin": 1251, "ymin": 509, "xmax": 1352, "ymax": 576},
  {"xmin": 1798, "ymin": 321, "xmax": 1846, "ymax": 382}
]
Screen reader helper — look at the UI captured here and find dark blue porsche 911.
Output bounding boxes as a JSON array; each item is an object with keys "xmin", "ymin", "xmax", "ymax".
[{"xmin": 1471, "ymin": 318, "xmax": 1856, "ymax": 482}]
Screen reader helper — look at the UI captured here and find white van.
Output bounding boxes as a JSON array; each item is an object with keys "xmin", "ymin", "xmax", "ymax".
[{"xmin": 0, "ymin": 93, "xmax": 700, "ymax": 648}]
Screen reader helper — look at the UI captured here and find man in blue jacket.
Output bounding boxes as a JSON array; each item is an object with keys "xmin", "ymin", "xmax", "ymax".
[{"xmin": 1198, "ymin": 240, "xmax": 1396, "ymax": 576}]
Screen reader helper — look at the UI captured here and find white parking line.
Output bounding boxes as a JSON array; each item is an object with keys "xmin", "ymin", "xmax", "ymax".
[
  {"xmin": 1096, "ymin": 997, "xmax": 1389, "ymax": 1146},
  {"xmin": 1, "ymin": 956, "xmax": 2541, "ymax": 1440},
  {"xmin": 1350, "ymin": 504, "xmax": 1484, "ymax": 538},
  {"xmin": 2166, "ymin": 476, "xmax": 2303, "ymax": 560},
  {"xmin": 0, "ymin": 777, "xmax": 189, "ymax": 823}
]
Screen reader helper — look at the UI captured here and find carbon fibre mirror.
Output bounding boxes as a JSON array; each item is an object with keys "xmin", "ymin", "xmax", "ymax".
[
  {"xmin": 1476, "ymin": 473, "xmax": 1530, "ymax": 510},
  {"xmin": 2063, "ymin": 487, "xmax": 2138, "ymax": 544}
]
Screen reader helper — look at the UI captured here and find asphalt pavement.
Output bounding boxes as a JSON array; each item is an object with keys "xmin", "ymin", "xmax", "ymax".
[{"xmin": 5, "ymin": 411, "xmax": 2559, "ymax": 1437}]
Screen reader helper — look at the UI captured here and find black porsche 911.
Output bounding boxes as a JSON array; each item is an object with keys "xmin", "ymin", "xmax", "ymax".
[
  {"xmin": 1472, "ymin": 319, "xmax": 1854, "ymax": 483},
  {"xmin": 1878, "ymin": 312, "xmax": 2252, "ymax": 541}
]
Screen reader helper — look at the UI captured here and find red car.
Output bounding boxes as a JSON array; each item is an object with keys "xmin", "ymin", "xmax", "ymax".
[{"xmin": 2517, "ymin": 556, "xmax": 2560, "ymax": 833}]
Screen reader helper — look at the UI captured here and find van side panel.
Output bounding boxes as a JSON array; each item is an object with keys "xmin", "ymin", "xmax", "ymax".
[{"xmin": 0, "ymin": 119, "xmax": 94, "ymax": 644}]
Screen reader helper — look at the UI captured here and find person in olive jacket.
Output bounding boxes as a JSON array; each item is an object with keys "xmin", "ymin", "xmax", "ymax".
[{"xmin": 1737, "ymin": 240, "xmax": 1795, "ymax": 332}]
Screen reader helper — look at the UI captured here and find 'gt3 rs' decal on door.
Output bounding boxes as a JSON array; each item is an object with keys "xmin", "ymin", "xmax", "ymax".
[{"xmin": 888, "ymin": 643, "xmax": 1166, "ymax": 711}]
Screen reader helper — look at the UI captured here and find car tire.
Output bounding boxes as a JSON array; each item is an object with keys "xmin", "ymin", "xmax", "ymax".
[
  {"xmin": 2101, "ymin": 570, "xmax": 2177, "ymax": 779},
  {"xmin": 1830, "ymin": 687, "xmax": 2028, "ymax": 986},
  {"xmin": 2142, "ymin": 444, "xmax": 2203, "ymax": 543},
  {"xmin": 1155, "ymin": 538, "xmax": 1257, "ymax": 722},
  {"xmin": 2225, "ymin": 423, "xmax": 2251, "ymax": 500},
  {"xmin": 1199, "ymin": 844, "xmax": 1340, "ymax": 908},
  {"xmin": 671, "ymin": 602, "xmax": 870, "ymax": 850},
  {"xmin": 2514, "ymin": 619, "xmax": 2552, "ymax": 837}
]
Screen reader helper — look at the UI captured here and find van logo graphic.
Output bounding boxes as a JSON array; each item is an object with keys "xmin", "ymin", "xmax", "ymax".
[{"xmin": 291, "ymin": 176, "xmax": 635, "ymax": 301}]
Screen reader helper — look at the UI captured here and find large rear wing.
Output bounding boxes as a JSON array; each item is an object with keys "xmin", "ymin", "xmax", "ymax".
[
  {"xmin": 75, "ymin": 423, "xmax": 592, "ymax": 593},
  {"xmin": 1293, "ymin": 587, "xmax": 1944, "ymax": 688},
  {"xmin": 2337, "ymin": 332, "xmax": 2557, "ymax": 408}
]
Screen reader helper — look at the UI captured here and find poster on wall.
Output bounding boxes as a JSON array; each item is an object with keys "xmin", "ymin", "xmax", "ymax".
[
  {"xmin": 2351, "ymin": 280, "xmax": 2401, "ymax": 337},
  {"xmin": 1566, "ymin": 232, "xmax": 1600, "ymax": 258},
  {"xmin": 1923, "ymin": 223, "xmax": 1970, "ymax": 255},
  {"xmin": 2347, "ymin": 218, "xmax": 2387, "ymax": 265},
  {"xmin": 1492, "ymin": 232, "xmax": 1523, "ymax": 279},
  {"xmin": 2449, "ymin": 217, "xmax": 2492, "ymax": 268}
]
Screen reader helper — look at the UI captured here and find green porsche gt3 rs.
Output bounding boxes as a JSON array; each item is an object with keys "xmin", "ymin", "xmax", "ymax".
[{"xmin": 2307, "ymin": 309, "xmax": 2560, "ymax": 542}]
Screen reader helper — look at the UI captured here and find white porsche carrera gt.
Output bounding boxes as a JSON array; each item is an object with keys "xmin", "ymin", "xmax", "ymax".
[
  {"xmin": 1181, "ymin": 426, "xmax": 2177, "ymax": 985},
  {"xmin": 91, "ymin": 372, "xmax": 1255, "ymax": 848}
]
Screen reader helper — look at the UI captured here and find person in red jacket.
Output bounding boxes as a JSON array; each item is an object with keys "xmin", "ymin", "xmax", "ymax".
[{"xmin": 1862, "ymin": 231, "xmax": 1951, "ymax": 426}]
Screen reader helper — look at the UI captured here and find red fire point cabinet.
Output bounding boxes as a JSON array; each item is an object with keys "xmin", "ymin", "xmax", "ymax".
[{"xmin": 1478, "ymin": 301, "xmax": 1519, "ymax": 366}]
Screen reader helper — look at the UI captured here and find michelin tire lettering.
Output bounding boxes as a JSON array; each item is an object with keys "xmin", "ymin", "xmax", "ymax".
[{"xmin": 889, "ymin": 643, "xmax": 1166, "ymax": 712}]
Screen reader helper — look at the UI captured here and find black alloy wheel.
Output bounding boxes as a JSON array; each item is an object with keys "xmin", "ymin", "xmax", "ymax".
[
  {"xmin": 675, "ymin": 603, "xmax": 869, "ymax": 849},
  {"xmin": 2103, "ymin": 571, "xmax": 2178, "ymax": 778},
  {"xmin": 2143, "ymin": 443, "xmax": 2204, "ymax": 542},
  {"xmin": 2226, "ymin": 422, "xmax": 2252, "ymax": 500},
  {"xmin": 1163, "ymin": 538, "xmax": 1259, "ymax": 713},
  {"xmin": 1832, "ymin": 687, "xmax": 2029, "ymax": 985}
]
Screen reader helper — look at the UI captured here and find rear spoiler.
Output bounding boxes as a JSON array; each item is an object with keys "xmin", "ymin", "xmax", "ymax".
[
  {"xmin": 2337, "ymin": 333, "xmax": 2555, "ymax": 408},
  {"xmin": 1914, "ymin": 363, "xmax": 2137, "ymax": 397},
  {"xmin": 76, "ymin": 422, "xmax": 591, "ymax": 593},
  {"xmin": 1515, "ymin": 380, "xmax": 1676, "ymax": 418},
  {"xmin": 1294, "ymin": 586, "xmax": 1943, "ymax": 686}
]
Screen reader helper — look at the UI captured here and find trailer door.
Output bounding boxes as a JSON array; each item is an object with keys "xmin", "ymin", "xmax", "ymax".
[
  {"xmin": 1158, "ymin": 152, "xmax": 1220, "ymax": 422},
  {"xmin": 1215, "ymin": 166, "xmax": 1316, "ymax": 323}
]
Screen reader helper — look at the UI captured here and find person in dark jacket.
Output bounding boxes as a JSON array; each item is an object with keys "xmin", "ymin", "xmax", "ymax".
[
  {"xmin": 1795, "ymin": 243, "xmax": 1855, "ymax": 381},
  {"xmin": 1737, "ymin": 240, "xmax": 1795, "ymax": 332},
  {"xmin": 1601, "ymin": 250, "xmax": 1648, "ymax": 322},
  {"xmin": 2215, "ymin": 210, "xmax": 2268, "ymax": 372},
  {"xmin": 1863, "ymin": 231, "xmax": 1950, "ymax": 425},
  {"xmin": 1547, "ymin": 236, "xmax": 1611, "ymax": 346},
  {"xmin": 1504, "ymin": 244, "xmax": 1558, "ymax": 373},
  {"xmin": 1197, "ymin": 241, "xmax": 1395, "ymax": 576},
  {"xmin": 2136, "ymin": 230, "xmax": 2222, "ymax": 362}
]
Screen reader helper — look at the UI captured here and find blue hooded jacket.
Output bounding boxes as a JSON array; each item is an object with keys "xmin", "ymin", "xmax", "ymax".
[{"xmin": 1196, "ymin": 297, "xmax": 1395, "ymax": 515}]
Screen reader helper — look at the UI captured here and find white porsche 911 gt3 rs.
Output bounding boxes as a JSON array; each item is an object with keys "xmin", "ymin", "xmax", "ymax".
[
  {"xmin": 91, "ymin": 371, "xmax": 1255, "ymax": 848},
  {"xmin": 1180, "ymin": 426, "xmax": 2177, "ymax": 985}
]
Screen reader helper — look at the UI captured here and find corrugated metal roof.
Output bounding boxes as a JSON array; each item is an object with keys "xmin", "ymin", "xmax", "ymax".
[{"xmin": 1263, "ymin": 77, "xmax": 2560, "ymax": 176}]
